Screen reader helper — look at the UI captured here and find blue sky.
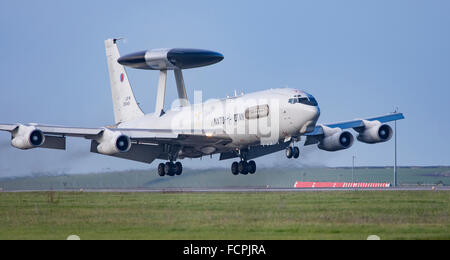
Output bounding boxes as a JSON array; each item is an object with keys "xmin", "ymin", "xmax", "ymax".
[{"xmin": 0, "ymin": 0, "xmax": 449, "ymax": 176}]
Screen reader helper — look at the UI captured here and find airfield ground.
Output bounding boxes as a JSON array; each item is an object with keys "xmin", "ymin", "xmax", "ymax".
[
  {"xmin": 0, "ymin": 166, "xmax": 449, "ymax": 190},
  {"xmin": 0, "ymin": 191, "xmax": 448, "ymax": 240}
]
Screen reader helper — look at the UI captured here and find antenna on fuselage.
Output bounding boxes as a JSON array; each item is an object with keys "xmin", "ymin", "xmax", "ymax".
[{"xmin": 117, "ymin": 46, "xmax": 224, "ymax": 116}]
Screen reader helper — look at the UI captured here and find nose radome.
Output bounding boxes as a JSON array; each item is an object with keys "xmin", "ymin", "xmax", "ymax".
[
  {"xmin": 314, "ymin": 105, "xmax": 321, "ymax": 120},
  {"xmin": 304, "ymin": 105, "xmax": 320, "ymax": 120},
  {"xmin": 299, "ymin": 107, "xmax": 320, "ymax": 134}
]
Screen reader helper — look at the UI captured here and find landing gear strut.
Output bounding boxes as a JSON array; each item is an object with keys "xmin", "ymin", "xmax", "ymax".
[{"xmin": 158, "ymin": 144, "xmax": 183, "ymax": 177}]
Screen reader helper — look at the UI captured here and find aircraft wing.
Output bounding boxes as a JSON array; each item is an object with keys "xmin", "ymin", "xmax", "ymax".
[
  {"xmin": 0, "ymin": 123, "xmax": 102, "ymax": 137},
  {"xmin": 0, "ymin": 123, "xmax": 232, "ymax": 144},
  {"xmin": 0, "ymin": 123, "xmax": 232, "ymax": 163},
  {"xmin": 303, "ymin": 112, "xmax": 405, "ymax": 145},
  {"xmin": 110, "ymin": 127, "xmax": 231, "ymax": 146}
]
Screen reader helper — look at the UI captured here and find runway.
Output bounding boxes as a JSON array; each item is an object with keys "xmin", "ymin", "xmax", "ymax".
[{"xmin": 3, "ymin": 186, "xmax": 449, "ymax": 193}]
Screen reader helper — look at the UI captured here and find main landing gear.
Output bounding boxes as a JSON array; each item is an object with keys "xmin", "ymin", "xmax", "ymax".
[
  {"xmin": 230, "ymin": 149, "xmax": 257, "ymax": 176},
  {"xmin": 286, "ymin": 146, "xmax": 300, "ymax": 159},
  {"xmin": 231, "ymin": 160, "xmax": 256, "ymax": 175},
  {"xmin": 158, "ymin": 161, "xmax": 183, "ymax": 177}
]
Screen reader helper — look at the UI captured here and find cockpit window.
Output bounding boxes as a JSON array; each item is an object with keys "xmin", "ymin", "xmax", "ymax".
[
  {"xmin": 300, "ymin": 97, "xmax": 318, "ymax": 106},
  {"xmin": 288, "ymin": 96, "xmax": 318, "ymax": 106}
]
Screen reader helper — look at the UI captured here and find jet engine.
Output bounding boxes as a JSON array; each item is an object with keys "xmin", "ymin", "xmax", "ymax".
[
  {"xmin": 356, "ymin": 120, "xmax": 393, "ymax": 144},
  {"xmin": 11, "ymin": 125, "xmax": 45, "ymax": 150},
  {"xmin": 318, "ymin": 125, "xmax": 354, "ymax": 152},
  {"xmin": 96, "ymin": 129, "xmax": 131, "ymax": 155}
]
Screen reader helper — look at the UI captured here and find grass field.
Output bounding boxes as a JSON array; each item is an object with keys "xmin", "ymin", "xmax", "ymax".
[{"xmin": 0, "ymin": 191, "xmax": 448, "ymax": 240}]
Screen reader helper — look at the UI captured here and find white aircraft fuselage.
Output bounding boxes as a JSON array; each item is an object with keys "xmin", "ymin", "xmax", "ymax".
[{"xmin": 119, "ymin": 88, "xmax": 320, "ymax": 158}]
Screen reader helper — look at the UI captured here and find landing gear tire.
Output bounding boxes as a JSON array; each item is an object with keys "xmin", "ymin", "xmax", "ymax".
[
  {"xmin": 158, "ymin": 161, "xmax": 182, "ymax": 177},
  {"xmin": 230, "ymin": 158, "xmax": 257, "ymax": 175},
  {"xmin": 293, "ymin": 147, "xmax": 300, "ymax": 159},
  {"xmin": 175, "ymin": 162, "xmax": 183, "ymax": 175},
  {"xmin": 165, "ymin": 162, "xmax": 175, "ymax": 176},
  {"xmin": 238, "ymin": 161, "xmax": 248, "ymax": 175},
  {"xmin": 248, "ymin": 160, "xmax": 256, "ymax": 174},
  {"xmin": 231, "ymin": 162, "xmax": 239, "ymax": 175},
  {"xmin": 286, "ymin": 147, "xmax": 293, "ymax": 159},
  {"xmin": 158, "ymin": 163, "xmax": 165, "ymax": 176}
]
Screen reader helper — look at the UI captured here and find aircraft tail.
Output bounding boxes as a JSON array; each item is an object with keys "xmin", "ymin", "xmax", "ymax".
[{"xmin": 105, "ymin": 39, "xmax": 144, "ymax": 124}]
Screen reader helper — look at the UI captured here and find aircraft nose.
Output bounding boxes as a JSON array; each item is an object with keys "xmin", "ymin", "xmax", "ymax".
[
  {"xmin": 299, "ymin": 105, "xmax": 321, "ymax": 134},
  {"xmin": 314, "ymin": 105, "xmax": 321, "ymax": 120},
  {"xmin": 309, "ymin": 106, "xmax": 320, "ymax": 126}
]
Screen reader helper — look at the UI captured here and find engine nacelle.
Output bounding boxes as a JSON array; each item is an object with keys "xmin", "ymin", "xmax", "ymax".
[
  {"xmin": 357, "ymin": 120, "xmax": 393, "ymax": 144},
  {"xmin": 318, "ymin": 125, "xmax": 354, "ymax": 152},
  {"xmin": 11, "ymin": 125, "xmax": 45, "ymax": 150},
  {"xmin": 96, "ymin": 129, "xmax": 131, "ymax": 155}
]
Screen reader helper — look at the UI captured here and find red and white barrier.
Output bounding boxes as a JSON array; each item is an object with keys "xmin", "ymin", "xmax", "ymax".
[{"xmin": 294, "ymin": 182, "xmax": 391, "ymax": 188}]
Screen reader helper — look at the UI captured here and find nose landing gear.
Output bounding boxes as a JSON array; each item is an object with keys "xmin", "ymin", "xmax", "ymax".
[{"xmin": 286, "ymin": 146, "xmax": 300, "ymax": 159}]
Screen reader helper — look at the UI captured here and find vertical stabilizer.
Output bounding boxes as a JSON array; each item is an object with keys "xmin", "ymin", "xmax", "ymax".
[{"xmin": 105, "ymin": 39, "xmax": 144, "ymax": 124}]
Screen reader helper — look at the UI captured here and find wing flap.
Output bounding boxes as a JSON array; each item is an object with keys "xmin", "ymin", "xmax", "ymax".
[
  {"xmin": 40, "ymin": 135, "xmax": 66, "ymax": 150},
  {"xmin": 115, "ymin": 128, "xmax": 232, "ymax": 146},
  {"xmin": 220, "ymin": 141, "xmax": 290, "ymax": 161},
  {"xmin": 90, "ymin": 141, "xmax": 163, "ymax": 164}
]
